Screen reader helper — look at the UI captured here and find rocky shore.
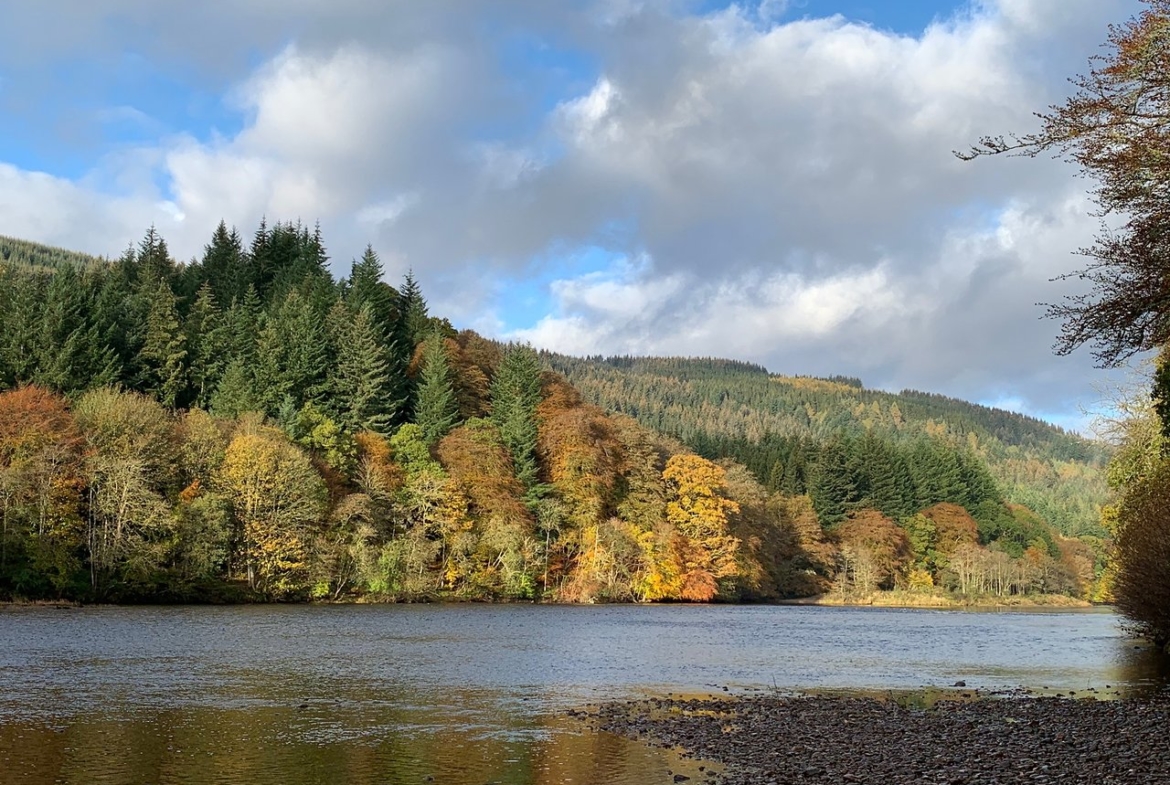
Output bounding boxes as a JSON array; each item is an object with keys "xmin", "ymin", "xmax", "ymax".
[{"xmin": 586, "ymin": 691, "xmax": 1170, "ymax": 785}]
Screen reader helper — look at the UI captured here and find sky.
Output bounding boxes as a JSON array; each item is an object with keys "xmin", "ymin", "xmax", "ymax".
[{"xmin": 0, "ymin": 0, "xmax": 1147, "ymax": 432}]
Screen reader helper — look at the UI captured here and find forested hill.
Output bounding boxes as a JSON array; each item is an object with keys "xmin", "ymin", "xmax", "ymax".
[
  {"xmin": 544, "ymin": 354, "xmax": 1109, "ymax": 537},
  {"xmin": 0, "ymin": 225, "xmax": 1108, "ymax": 605},
  {"xmin": 1, "ymin": 234, "xmax": 106, "ymax": 271}
]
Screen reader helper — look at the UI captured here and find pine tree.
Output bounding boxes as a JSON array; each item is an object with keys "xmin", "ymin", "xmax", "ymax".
[
  {"xmin": 140, "ymin": 281, "xmax": 188, "ymax": 407},
  {"xmin": 414, "ymin": 331, "xmax": 459, "ymax": 446},
  {"xmin": 490, "ymin": 344, "xmax": 543, "ymax": 491}
]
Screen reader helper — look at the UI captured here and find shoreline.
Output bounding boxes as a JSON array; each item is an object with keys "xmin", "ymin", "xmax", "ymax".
[
  {"xmin": 1, "ymin": 593, "xmax": 1099, "ymax": 610},
  {"xmin": 587, "ymin": 690, "xmax": 1170, "ymax": 785},
  {"xmin": 777, "ymin": 591, "xmax": 1095, "ymax": 609}
]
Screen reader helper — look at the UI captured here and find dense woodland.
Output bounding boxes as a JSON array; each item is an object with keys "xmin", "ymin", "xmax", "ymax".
[{"xmin": 0, "ymin": 226, "xmax": 1106, "ymax": 604}]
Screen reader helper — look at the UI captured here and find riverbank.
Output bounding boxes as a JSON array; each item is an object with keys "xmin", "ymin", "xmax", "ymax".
[
  {"xmin": 782, "ymin": 590, "xmax": 1093, "ymax": 609},
  {"xmin": 588, "ymin": 692, "xmax": 1170, "ymax": 785}
]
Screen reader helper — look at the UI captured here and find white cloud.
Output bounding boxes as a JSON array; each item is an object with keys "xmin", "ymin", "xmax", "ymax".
[{"xmin": 0, "ymin": 0, "xmax": 1147, "ymax": 424}]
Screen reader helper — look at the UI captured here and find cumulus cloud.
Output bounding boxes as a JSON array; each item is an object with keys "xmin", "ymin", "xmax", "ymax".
[{"xmin": 0, "ymin": 0, "xmax": 1145, "ymax": 426}]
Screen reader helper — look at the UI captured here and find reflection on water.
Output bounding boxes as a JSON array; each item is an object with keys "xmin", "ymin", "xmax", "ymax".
[
  {"xmin": 0, "ymin": 709, "xmax": 710, "ymax": 785},
  {"xmin": 0, "ymin": 604, "xmax": 1163, "ymax": 785}
]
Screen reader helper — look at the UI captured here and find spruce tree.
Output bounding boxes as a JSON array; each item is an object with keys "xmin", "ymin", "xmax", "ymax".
[
  {"xmin": 414, "ymin": 331, "xmax": 459, "ymax": 446},
  {"xmin": 137, "ymin": 225, "xmax": 173, "ymax": 287},
  {"xmin": 347, "ymin": 245, "xmax": 397, "ymax": 332},
  {"xmin": 140, "ymin": 280, "xmax": 188, "ymax": 407},
  {"xmin": 202, "ymin": 220, "xmax": 246, "ymax": 308},
  {"xmin": 399, "ymin": 270, "xmax": 430, "ymax": 347},
  {"xmin": 253, "ymin": 288, "xmax": 330, "ymax": 414},
  {"xmin": 185, "ymin": 283, "xmax": 231, "ymax": 409},
  {"xmin": 490, "ymin": 344, "xmax": 543, "ymax": 491},
  {"xmin": 210, "ymin": 356, "xmax": 259, "ymax": 418},
  {"xmin": 330, "ymin": 302, "xmax": 395, "ymax": 435}
]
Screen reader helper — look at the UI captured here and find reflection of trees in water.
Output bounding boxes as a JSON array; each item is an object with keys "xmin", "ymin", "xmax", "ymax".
[
  {"xmin": 1113, "ymin": 641, "xmax": 1170, "ymax": 697},
  {"xmin": 0, "ymin": 702, "xmax": 691, "ymax": 785}
]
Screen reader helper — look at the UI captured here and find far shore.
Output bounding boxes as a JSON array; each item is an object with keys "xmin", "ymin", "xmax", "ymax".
[
  {"xmin": 2, "ymin": 593, "xmax": 1097, "ymax": 610},
  {"xmin": 778, "ymin": 590, "xmax": 1096, "ymax": 610}
]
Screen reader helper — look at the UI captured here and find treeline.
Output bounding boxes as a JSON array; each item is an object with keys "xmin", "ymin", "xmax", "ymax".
[
  {"xmin": 0, "ymin": 224, "xmax": 1104, "ymax": 604},
  {"xmin": 545, "ymin": 354, "xmax": 1109, "ymax": 538}
]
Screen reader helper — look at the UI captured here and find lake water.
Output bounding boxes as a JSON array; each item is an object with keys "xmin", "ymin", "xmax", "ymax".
[{"xmin": 0, "ymin": 604, "xmax": 1165, "ymax": 785}]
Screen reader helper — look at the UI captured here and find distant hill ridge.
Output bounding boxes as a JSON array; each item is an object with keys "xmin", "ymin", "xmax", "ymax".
[
  {"xmin": 545, "ymin": 353, "xmax": 1108, "ymax": 537},
  {"xmin": 0, "ymin": 234, "xmax": 107, "ymax": 271}
]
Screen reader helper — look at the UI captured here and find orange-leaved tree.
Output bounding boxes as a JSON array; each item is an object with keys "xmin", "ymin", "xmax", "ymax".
[{"xmin": 662, "ymin": 453, "xmax": 740, "ymax": 601}]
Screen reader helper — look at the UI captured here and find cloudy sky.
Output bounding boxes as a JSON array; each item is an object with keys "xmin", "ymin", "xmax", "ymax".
[{"xmin": 0, "ymin": 0, "xmax": 1144, "ymax": 431}]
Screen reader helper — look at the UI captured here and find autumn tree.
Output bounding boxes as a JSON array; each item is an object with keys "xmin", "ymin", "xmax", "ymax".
[
  {"xmin": 217, "ymin": 422, "xmax": 327, "ymax": 597},
  {"xmin": 0, "ymin": 386, "xmax": 85, "ymax": 597},
  {"xmin": 437, "ymin": 419, "xmax": 537, "ymax": 598},
  {"xmin": 73, "ymin": 388, "xmax": 178, "ymax": 595},
  {"xmin": 835, "ymin": 509, "xmax": 911, "ymax": 593},
  {"xmin": 663, "ymin": 454, "xmax": 741, "ymax": 601}
]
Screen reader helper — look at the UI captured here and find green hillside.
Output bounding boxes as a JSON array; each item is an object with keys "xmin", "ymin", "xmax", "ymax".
[
  {"xmin": 0, "ymin": 234, "xmax": 107, "ymax": 271},
  {"xmin": 544, "ymin": 355, "xmax": 1109, "ymax": 538}
]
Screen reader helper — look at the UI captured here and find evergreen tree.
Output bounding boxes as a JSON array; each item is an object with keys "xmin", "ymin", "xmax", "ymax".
[
  {"xmin": 330, "ymin": 302, "xmax": 395, "ymax": 435},
  {"xmin": 140, "ymin": 281, "xmax": 188, "ymax": 407},
  {"xmin": 210, "ymin": 356, "xmax": 259, "ymax": 418},
  {"xmin": 399, "ymin": 270, "xmax": 430, "ymax": 347},
  {"xmin": 414, "ymin": 331, "xmax": 459, "ymax": 446},
  {"xmin": 347, "ymin": 245, "xmax": 397, "ymax": 332},
  {"xmin": 137, "ymin": 225, "xmax": 173, "ymax": 287},
  {"xmin": 490, "ymin": 344, "xmax": 543, "ymax": 491},
  {"xmin": 185, "ymin": 283, "xmax": 231, "ymax": 408},
  {"xmin": 253, "ymin": 288, "xmax": 330, "ymax": 415},
  {"xmin": 809, "ymin": 438, "xmax": 857, "ymax": 527},
  {"xmin": 201, "ymin": 220, "xmax": 246, "ymax": 308}
]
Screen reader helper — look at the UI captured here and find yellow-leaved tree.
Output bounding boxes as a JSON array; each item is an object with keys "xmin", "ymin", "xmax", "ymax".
[
  {"xmin": 662, "ymin": 454, "xmax": 740, "ymax": 601},
  {"xmin": 217, "ymin": 424, "xmax": 326, "ymax": 598}
]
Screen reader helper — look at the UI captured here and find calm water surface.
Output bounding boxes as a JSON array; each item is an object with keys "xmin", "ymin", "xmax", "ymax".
[{"xmin": 0, "ymin": 604, "xmax": 1164, "ymax": 784}]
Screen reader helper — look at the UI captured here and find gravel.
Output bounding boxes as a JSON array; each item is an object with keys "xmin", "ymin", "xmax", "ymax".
[{"xmin": 583, "ymin": 691, "xmax": 1170, "ymax": 785}]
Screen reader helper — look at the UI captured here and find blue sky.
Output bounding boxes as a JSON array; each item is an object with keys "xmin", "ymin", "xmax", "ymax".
[{"xmin": 0, "ymin": 0, "xmax": 1145, "ymax": 431}]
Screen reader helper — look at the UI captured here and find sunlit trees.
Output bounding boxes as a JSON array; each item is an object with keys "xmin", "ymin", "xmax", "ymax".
[
  {"xmin": 73, "ymin": 388, "xmax": 178, "ymax": 595},
  {"xmin": 0, "ymin": 386, "xmax": 85, "ymax": 596},
  {"xmin": 835, "ymin": 510, "xmax": 911, "ymax": 595},
  {"xmin": 663, "ymin": 454, "xmax": 741, "ymax": 601},
  {"xmin": 218, "ymin": 422, "xmax": 327, "ymax": 598}
]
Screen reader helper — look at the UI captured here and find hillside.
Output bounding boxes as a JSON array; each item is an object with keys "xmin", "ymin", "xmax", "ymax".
[
  {"xmin": 545, "ymin": 355, "xmax": 1109, "ymax": 538},
  {"xmin": 0, "ymin": 234, "xmax": 106, "ymax": 271},
  {"xmin": 0, "ymin": 229, "xmax": 1108, "ymax": 605}
]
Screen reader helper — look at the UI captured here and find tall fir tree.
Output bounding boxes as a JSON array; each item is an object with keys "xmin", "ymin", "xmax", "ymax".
[
  {"xmin": 399, "ymin": 270, "xmax": 430, "ymax": 347},
  {"xmin": 137, "ymin": 225, "xmax": 173, "ymax": 287},
  {"xmin": 253, "ymin": 288, "xmax": 330, "ymax": 415},
  {"xmin": 201, "ymin": 221, "xmax": 247, "ymax": 309},
  {"xmin": 414, "ymin": 331, "xmax": 459, "ymax": 446},
  {"xmin": 329, "ymin": 303, "xmax": 395, "ymax": 435},
  {"xmin": 140, "ymin": 281, "xmax": 188, "ymax": 408},
  {"xmin": 184, "ymin": 283, "xmax": 231, "ymax": 409},
  {"xmin": 490, "ymin": 344, "xmax": 543, "ymax": 492}
]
